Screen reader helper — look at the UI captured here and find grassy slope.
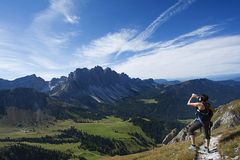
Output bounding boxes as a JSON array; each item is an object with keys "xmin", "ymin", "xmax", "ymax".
[
  {"xmin": 218, "ymin": 127, "xmax": 240, "ymax": 159},
  {"xmin": 210, "ymin": 100, "xmax": 240, "ymax": 140},
  {"xmin": 106, "ymin": 99, "xmax": 240, "ymax": 160},
  {"xmin": 0, "ymin": 116, "xmax": 153, "ymax": 160},
  {"xmin": 211, "ymin": 99, "xmax": 240, "ymax": 158},
  {"xmin": 103, "ymin": 140, "xmax": 200, "ymax": 160}
]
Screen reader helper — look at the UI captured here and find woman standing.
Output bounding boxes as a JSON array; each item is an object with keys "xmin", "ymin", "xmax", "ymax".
[{"xmin": 187, "ymin": 93, "xmax": 214, "ymax": 153}]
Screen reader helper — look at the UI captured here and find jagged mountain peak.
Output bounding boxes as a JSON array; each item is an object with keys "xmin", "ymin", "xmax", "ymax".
[
  {"xmin": 50, "ymin": 66, "xmax": 156, "ymax": 104},
  {"xmin": 67, "ymin": 66, "xmax": 133, "ymax": 87}
]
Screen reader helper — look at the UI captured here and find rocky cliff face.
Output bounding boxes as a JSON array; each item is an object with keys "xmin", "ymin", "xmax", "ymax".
[
  {"xmin": 212, "ymin": 99, "xmax": 240, "ymax": 129},
  {"xmin": 162, "ymin": 128, "xmax": 179, "ymax": 144},
  {"xmin": 49, "ymin": 76, "xmax": 67, "ymax": 90},
  {"xmin": 50, "ymin": 66, "xmax": 156, "ymax": 104},
  {"xmin": 168, "ymin": 122, "xmax": 193, "ymax": 144}
]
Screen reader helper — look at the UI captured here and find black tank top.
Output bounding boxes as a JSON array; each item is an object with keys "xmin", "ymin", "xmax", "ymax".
[{"xmin": 196, "ymin": 102, "xmax": 211, "ymax": 121}]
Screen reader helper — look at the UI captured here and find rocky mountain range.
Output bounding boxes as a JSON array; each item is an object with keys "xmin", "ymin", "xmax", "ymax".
[
  {"xmin": 0, "ymin": 66, "xmax": 156, "ymax": 105},
  {"xmin": 1, "ymin": 66, "xmax": 240, "ymax": 120},
  {"xmin": 49, "ymin": 66, "xmax": 156, "ymax": 105}
]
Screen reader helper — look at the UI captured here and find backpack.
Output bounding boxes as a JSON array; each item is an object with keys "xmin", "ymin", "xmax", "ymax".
[{"xmin": 195, "ymin": 102, "xmax": 212, "ymax": 123}]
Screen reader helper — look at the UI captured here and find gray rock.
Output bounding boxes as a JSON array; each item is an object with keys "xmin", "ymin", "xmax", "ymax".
[
  {"xmin": 169, "ymin": 122, "xmax": 194, "ymax": 144},
  {"xmin": 162, "ymin": 128, "xmax": 178, "ymax": 144},
  {"xmin": 212, "ymin": 105, "xmax": 240, "ymax": 130}
]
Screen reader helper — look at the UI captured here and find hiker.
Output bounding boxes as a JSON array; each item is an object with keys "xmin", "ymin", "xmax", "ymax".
[{"xmin": 187, "ymin": 93, "xmax": 214, "ymax": 153}]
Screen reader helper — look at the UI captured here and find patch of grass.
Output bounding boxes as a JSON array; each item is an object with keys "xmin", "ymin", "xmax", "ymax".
[
  {"xmin": 103, "ymin": 136, "xmax": 205, "ymax": 160},
  {"xmin": 0, "ymin": 142, "xmax": 14, "ymax": 148},
  {"xmin": 177, "ymin": 119, "xmax": 193, "ymax": 126},
  {"xmin": 138, "ymin": 99, "xmax": 158, "ymax": 104},
  {"xmin": 218, "ymin": 127, "xmax": 240, "ymax": 158},
  {"xmin": 103, "ymin": 141, "xmax": 196, "ymax": 160},
  {"xmin": 0, "ymin": 116, "xmax": 147, "ymax": 140}
]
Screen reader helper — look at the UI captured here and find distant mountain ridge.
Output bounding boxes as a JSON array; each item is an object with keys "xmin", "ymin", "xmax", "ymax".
[
  {"xmin": 1, "ymin": 70, "xmax": 240, "ymax": 94},
  {"xmin": 0, "ymin": 74, "xmax": 49, "ymax": 93},
  {"xmin": 154, "ymin": 79, "xmax": 180, "ymax": 85},
  {"xmin": 233, "ymin": 77, "xmax": 240, "ymax": 81},
  {"xmin": 113, "ymin": 78, "xmax": 240, "ymax": 120},
  {"xmin": 206, "ymin": 73, "xmax": 240, "ymax": 81}
]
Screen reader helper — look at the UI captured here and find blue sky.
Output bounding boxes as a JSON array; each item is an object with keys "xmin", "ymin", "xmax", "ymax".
[{"xmin": 0, "ymin": 0, "xmax": 240, "ymax": 80}]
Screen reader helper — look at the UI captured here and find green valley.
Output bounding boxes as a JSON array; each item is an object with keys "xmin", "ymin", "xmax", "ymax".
[{"xmin": 0, "ymin": 116, "xmax": 154, "ymax": 160}]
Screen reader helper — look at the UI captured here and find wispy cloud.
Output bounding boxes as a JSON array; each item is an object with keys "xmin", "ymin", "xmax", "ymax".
[
  {"xmin": 73, "ymin": 23, "xmax": 222, "ymax": 73},
  {"xmin": 77, "ymin": 29, "xmax": 137, "ymax": 58},
  {"xmin": 113, "ymin": 35, "xmax": 240, "ymax": 80},
  {"xmin": 50, "ymin": 0, "xmax": 80, "ymax": 24},
  {"xmin": 134, "ymin": 0, "xmax": 196, "ymax": 42},
  {"xmin": 0, "ymin": 0, "xmax": 79, "ymax": 80},
  {"xmin": 152, "ymin": 25, "xmax": 220, "ymax": 49},
  {"xmin": 116, "ymin": 0, "xmax": 196, "ymax": 56},
  {"xmin": 75, "ymin": 0, "xmax": 196, "ymax": 61},
  {"xmin": 30, "ymin": 0, "xmax": 79, "ymax": 54}
]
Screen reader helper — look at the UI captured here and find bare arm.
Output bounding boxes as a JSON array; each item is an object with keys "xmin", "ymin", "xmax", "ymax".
[{"xmin": 187, "ymin": 94, "xmax": 201, "ymax": 107}]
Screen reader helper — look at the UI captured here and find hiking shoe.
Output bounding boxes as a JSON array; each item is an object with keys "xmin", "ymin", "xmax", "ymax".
[
  {"xmin": 188, "ymin": 144, "xmax": 197, "ymax": 151},
  {"xmin": 199, "ymin": 146, "xmax": 209, "ymax": 153}
]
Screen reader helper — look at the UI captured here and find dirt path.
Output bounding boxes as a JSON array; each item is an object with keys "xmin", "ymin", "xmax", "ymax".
[{"xmin": 197, "ymin": 135, "xmax": 222, "ymax": 160}]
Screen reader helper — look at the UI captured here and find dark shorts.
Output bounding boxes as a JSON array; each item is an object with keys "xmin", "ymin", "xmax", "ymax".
[{"xmin": 188, "ymin": 119, "xmax": 211, "ymax": 139}]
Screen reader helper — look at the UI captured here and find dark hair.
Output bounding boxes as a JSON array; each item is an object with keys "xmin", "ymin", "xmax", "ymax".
[{"xmin": 198, "ymin": 94, "xmax": 209, "ymax": 102}]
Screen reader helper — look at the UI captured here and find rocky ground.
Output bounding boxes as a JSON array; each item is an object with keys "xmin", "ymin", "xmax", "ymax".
[{"xmin": 196, "ymin": 135, "xmax": 222, "ymax": 160}]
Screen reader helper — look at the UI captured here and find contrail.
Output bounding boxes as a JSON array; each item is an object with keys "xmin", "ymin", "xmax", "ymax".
[
  {"xmin": 135, "ymin": 0, "xmax": 196, "ymax": 41},
  {"xmin": 115, "ymin": 0, "xmax": 196, "ymax": 57}
]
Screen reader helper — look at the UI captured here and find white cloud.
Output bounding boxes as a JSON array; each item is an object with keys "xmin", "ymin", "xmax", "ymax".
[
  {"xmin": 113, "ymin": 35, "xmax": 240, "ymax": 79},
  {"xmin": 28, "ymin": 54, "xmax": 62, "ymax": 70},
  {"xmin": 50, "ymin": 0, "xmax": 80, "ymax": 24},
  {"xmin": 75, "ymin": 0, "xmax": 196, "ymax": 60},
  {"xmin": 135, "ymin": 0, "xmax": 196, "ymax": 42},
  {"xmin": 30, "ymin": 0, "xmax": 79, "ymax": 54},
  {"xmin": 74, "ymin": 24, "xmax": 219, "ymax": 69},
  {"xmin": 157, "ymin": 25, "xmax": 220, "ymax": 48},
  {"xmin": 0, "ymin": 0, "xmax": 80, "ymax": 80},
  {"xmin": 78, "ymin": 29, "xmax": 137, "ymax": 58}
]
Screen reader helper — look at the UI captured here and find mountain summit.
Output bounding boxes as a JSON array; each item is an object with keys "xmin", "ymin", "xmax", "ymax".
[{"xmin": 50, "ymin": 66, "xmax": 155, "ymax": 104}]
